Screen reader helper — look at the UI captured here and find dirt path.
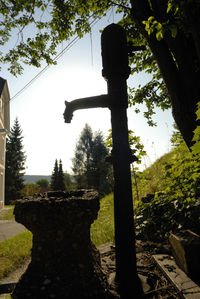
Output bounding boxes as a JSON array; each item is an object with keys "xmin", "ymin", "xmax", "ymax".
[{"xmin": 0, "ymin": 221, "xmax": 26, "ymax": 242}]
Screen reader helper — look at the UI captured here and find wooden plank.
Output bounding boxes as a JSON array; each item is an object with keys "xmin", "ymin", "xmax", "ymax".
[{"xmin": 153, "ymin": 254, "xmax": 200, "ymax": 299}]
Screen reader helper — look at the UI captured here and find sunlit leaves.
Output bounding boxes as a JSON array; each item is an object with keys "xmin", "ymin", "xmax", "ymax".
[
  {"xmin": 0, "ymin": 0, "xmax": 114, "ymax": 75},
  {"xmin": 142, "ymin": 16, "xmax": 164, "ymax": 40},
  {"xmin": 192, "ymin": 102, "xmax": 200, "ymax": 155},
  {"xmin": 134, "ymin": 136, "xmax": 200, "ymax": 241},
  {"xmin": 167, "ymin": 0, "xmax": 179, "ymax": 14},
  {"xmin": 106, "ymin": 129, "xmax": 146, "ymax": 164},
  {"xmin": 128, "ymin": 80, "xmax": 171, "ymax": 126}
]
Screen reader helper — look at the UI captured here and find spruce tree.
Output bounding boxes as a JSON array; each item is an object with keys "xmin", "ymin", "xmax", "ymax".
[
  {"xmin": 5, "ymin": 118, "xmax": 26, "ymax": 204},
  {"xmin": 57, "ymin": 159, "xmax": 65, "ymax": 191},
  {"xmin": 50, "ymin": 159, "xmax": 65, "ymax": 191},
  {"xmin": 50, "ymin": 159, "xmax": 59, "ymax": 191}
]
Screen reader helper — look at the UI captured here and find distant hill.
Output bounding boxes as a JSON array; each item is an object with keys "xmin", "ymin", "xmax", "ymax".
[{"xmin": 24, "ymin": 175, "xmax": 51, "ymax": 184}]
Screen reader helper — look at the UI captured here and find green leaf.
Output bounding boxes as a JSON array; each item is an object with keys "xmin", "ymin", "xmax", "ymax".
[
  {"xmin": 167, "ymin": 2, "xmax": 172, "ymax": 13},
  {"xmin": 156, "ymin": 31, "xmax": 163, "ymax": 41}
]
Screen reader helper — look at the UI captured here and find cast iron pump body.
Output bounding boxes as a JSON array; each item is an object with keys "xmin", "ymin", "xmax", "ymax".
[{"xmin": 64, "ymin": 24, "xmax": 143, "ymax": 298}]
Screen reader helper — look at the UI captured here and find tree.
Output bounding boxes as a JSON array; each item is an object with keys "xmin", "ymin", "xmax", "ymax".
[
  {"xmin": 57, "ymin": 159, "xmax": 65, "ymax": 191},
  {"xmin": 50, "ymin": 159, "xmax": 59, "ymax": 191},
  {"xmin": 64, "ymin": 172, "xmax": 73, "ymax": 191},
  {"xmin": 72, "ymin": 124, "xmax": 93, "ymax": 188},
  {"xmin": 50, "ymin": 159, "xmax": 65, "ymax": 191},
  {"xmin": 90, "ymin": 130, "xmax": 113, "ymax": 195},
  {"xmin": 1, "ymin": 1, "xmax": 200, "ymax": 147},
  {"xmin": 127, "ymin": 0, "xmax": 200, "ymax": 148},
  {"xmin": 21, "ymin": 183, "xmax": 40, "ymax": 197},
  {"xmin": 36, "ymin": 179, "xmax": 50, "ymax": 193},
  {"xmin": 72, "ymin": 124, "xmax": 112, "ymax": 195},
  {"xmin": 5, "ymin": 118, "xmax": 26, "ymax": 204},
  {"xmin": 36, "ymin": 179, "xmax": 50, "ymax": 189}
]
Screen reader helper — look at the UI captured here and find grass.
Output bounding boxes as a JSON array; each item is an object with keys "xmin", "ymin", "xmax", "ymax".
[
  {"xmin": 0, "ymin": 194, "xmax": 114, "ymax": 283},
  {"xmin": 0, "ymin": 295, "xmax": 12, "ymax": 299},
  {"xmin": 0, "ymin": 231, "xmax": 32, "ymax": 280},
  {"xmin": 91, "ymin": 193, "xmax": 115, "ymax": 246},
  {"xmin": 0, "ymin": 207, "xmax": 15, "ymax": 221}
]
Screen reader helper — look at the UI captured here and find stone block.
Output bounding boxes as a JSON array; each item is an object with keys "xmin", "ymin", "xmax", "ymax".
[
  {"xmin": 169, "ymin": 230, "xmax": 200, "ymax": 283},
  {"xmin": 12, "ymin": 190, "xmax": 114, "ymax": 299}
]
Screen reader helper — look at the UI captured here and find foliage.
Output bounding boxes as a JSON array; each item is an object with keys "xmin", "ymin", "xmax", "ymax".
[
  {"xmin": 36, "ymin": 179, "xmax": 49, "ymax": 188},
  {"xmin": 0, "ymin": 1, "xmax": 199, "ymax": 147},
  {"xmin": 132, "ymin": 153, "xmax": 171, "ymax": 205},
  {"xmin": 5, "ymin": 118, "xmax": 26, "ymax": 204},
  {"xmin": 72, "ymin": 124, "xmax": 112, "ymax": 196},
  {"xmin": 106, "ymin": 129, "xmax": 146, "ymax": 165},
  {"xmin": 50, "ymin": 159, "xmax": 59, "ymax": 190},
  {"xmin": 36, "ymin": 179, "xmax": 50, "ymax": 193},
  {"xmin": 72, "ymin": 124, "xmax": 93, "ymax": 188},
  {"xmin": 192, "ymin": 101, "xmax": 200, "ymax": 155},
  {"xmin": 90, "ymin": 130, "xmax": 113, "ymax": 195},
  {"xmin": 57, "ymin": 159, "xmax": 65, "ymax": 190},
  {"xmin": 0, "ymin": 231, "xmax": 32, "ymax": 280},
  {"xmin": 21, "ymin": 183, "xmax": 40, "ymax": 196},
  {"xmin": 135, "ymin": 194, "xmax": 200, "ymax": 242},
  {"xmin": 50, "ymin": 159, "xmax": 65, "ymax": 191},
  {"xmin": 91, "ymin": 193, "xmax": 114, "ymax": 246},
  {"xmin": 134, "ymin": 135, "xmax": 200, "ymax": 241},
  {"xmin": 64, "ymin": 172, "xmax": 73, "ymax": 191},
  {"xmin": 0, "ymin": 0, "xmax": 124, "ymax": 75},
  {"xmin": 170, "ymin": 123, "xmax": 184, "ymax": 148}
]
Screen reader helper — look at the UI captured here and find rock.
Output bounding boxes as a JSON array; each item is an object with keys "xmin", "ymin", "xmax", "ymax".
[
  {"xmin": 169, "ymin": 230, "xmax": 200, "ymax": 283},
  {"xmin": 12, "ymin": 190, "xmax": 114, "ymax": 299}
]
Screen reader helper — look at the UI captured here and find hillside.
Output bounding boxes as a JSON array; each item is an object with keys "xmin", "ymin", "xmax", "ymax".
[
  {"xmin": 92, "ymin": 139, "xmax": 200, "ymax": 244},
  {"xmin": 24, "ymin": 175, "xmax": 51, "ymax": 184},
  {"xmin": 132, "ymin": 140, "xmax": 200, "ymax": 241}
]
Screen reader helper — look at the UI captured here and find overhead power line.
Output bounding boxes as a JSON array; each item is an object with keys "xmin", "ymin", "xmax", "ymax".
[{"xmin": 10, "ymin": 16, "xmax": 102, "ymax": 102}]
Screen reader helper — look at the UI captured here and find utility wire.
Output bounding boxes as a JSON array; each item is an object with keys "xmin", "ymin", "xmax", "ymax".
[{"xmin": 10, "ymin": 16, "xmax": 102, "ymax": 102}]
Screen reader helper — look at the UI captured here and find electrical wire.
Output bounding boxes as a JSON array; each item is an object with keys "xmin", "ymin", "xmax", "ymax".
[{"xmin": 10, "ymin": 16, "xmax": 102, "ymax": 102}]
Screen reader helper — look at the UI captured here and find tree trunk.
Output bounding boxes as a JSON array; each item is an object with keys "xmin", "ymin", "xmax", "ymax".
[{"xmin": 130, "ymin": 0, "xmax": 200, "ymax": 148}]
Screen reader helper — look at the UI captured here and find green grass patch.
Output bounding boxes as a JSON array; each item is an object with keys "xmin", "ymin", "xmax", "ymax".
[
  {"xmin": 0, "ymin": 231, "xmax": 32, "ymax": 280},
  {"xmin": 91, "ymin": 193, "xmax": 115, "ymax": 246},
  {"xmin": 0, "ymin": 295, "xmax": 12, "ymax": 299},
  {"xmin": 0, "ymin": 207, "xmax": 15, "ymax": 221}
]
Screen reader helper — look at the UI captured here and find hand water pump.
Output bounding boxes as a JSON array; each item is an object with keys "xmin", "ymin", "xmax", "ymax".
[{"xmin": 64, "ymin": 24, "xmax": 143, "ymax": 298}]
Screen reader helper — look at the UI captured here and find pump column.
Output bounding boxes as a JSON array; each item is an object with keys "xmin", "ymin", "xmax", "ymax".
[{"xmin": 101, "ymin": 24, "xmax": 143, "ymax": 298}]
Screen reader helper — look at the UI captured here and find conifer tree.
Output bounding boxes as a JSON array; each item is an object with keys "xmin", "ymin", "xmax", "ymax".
[
  {"xmin": 50, "ymin": 159, "xmax": 59, "ymax": 191},
  {"xmin": 57, "ymin": 159, "xmax": 65, "ymax": 191},
  {"xmin": 50, "ymin": 159, "xmax": 65, "ymax": 191},
  {"xmin": 5, "ymin": 118, "xmax": 26, "ymax": 204}
]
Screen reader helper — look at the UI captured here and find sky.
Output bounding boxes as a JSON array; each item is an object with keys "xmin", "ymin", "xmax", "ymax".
[{"xmin": 1, "ymin": 12, "xmax": 174, "ymax": 175}]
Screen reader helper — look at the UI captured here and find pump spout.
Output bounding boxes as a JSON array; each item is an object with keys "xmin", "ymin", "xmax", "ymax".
[{"xmin": 63, "ymin": 94, "xmax": 110, "ymax": 123}]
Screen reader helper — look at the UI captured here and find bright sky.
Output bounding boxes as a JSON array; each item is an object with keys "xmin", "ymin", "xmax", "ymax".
[{"xmin": 1, "ymin": 13, "xmax": 174, "ymax": 175}]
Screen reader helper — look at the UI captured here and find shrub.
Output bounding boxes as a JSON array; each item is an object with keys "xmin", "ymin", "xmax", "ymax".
[{"xmin": 135, "ymin": 194, "xmax": 200, "ymax": 242}]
